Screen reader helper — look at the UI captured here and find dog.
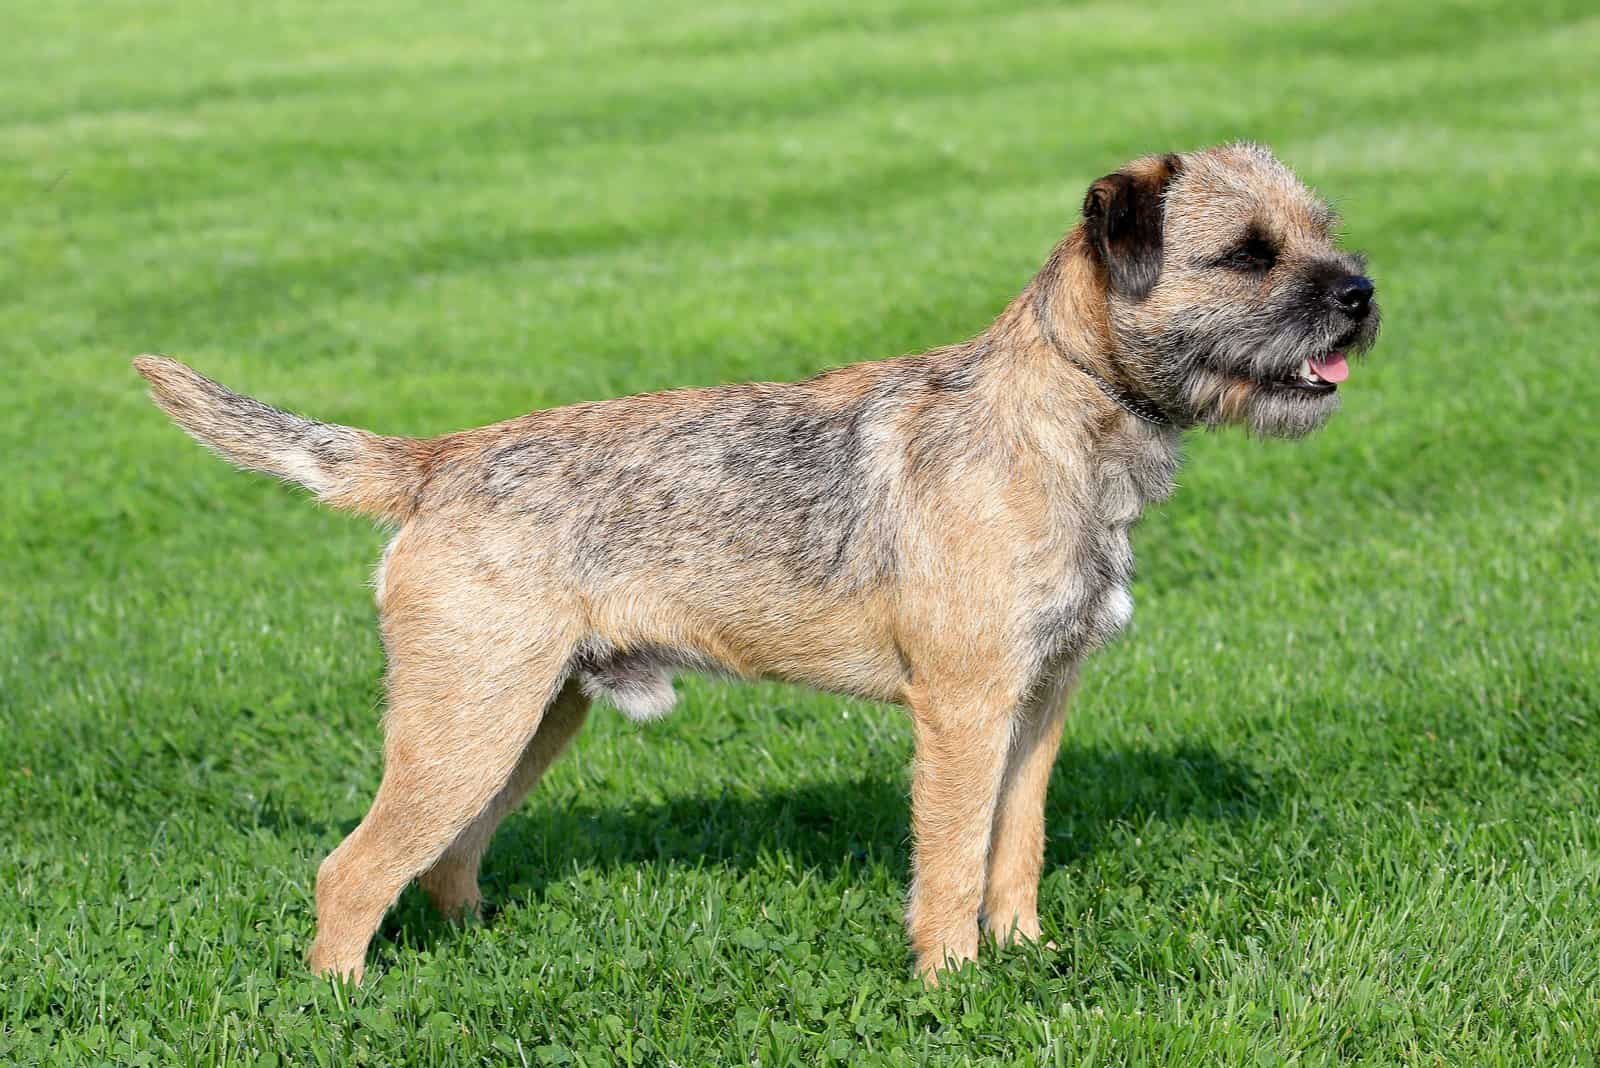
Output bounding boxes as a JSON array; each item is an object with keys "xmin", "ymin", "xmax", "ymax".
[{"xmin": 134, "ymin": 142, "xmax": 1379, "ymax": 983}]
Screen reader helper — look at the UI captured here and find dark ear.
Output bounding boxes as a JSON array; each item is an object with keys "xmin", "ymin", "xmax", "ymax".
[{"xmin": 1082, "ymin": 153, "xmax": 1182, "ymax": 300}]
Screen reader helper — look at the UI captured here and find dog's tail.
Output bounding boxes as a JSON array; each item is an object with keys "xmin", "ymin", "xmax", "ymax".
[{"xmin": 133, "ymin": 355, "xmax": 429, "ymax": 521}]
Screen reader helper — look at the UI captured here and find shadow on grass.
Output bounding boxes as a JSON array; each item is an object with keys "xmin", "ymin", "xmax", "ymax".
[{"xmin": 376, "ymin": 739, "xmax": 1274, "ymax": 954}]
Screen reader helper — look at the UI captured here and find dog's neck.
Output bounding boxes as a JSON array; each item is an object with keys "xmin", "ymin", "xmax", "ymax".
[
  {"xmin": 976, "ymin": 235, "xmax": 1177, "ymax": 440},
  {"xmin": 1006, "ymin": 230, "xmax": 1178, "ymax": 429},
  {"xmin": 954, "ymin": 236, "xmax": 1182, "ymax": 513}
]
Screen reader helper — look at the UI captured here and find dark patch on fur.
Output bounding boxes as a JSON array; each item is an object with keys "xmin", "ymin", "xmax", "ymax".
[
  {"xmin": 1082, "ymin": 154, "xmax": 1181, "ymax": 300},
  {"xmin": 1210, "ymin": 224, "xmax": 1279, "ymax": 272},
  {"xmin": 456, "ymin": 352, "xmax": 987, "ymax": 590}
]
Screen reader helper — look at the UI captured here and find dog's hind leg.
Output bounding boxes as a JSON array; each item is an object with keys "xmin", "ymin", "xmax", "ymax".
[
  {"xmin": 307, "ymin": 590, "xmax": 580, "ymax": 982},
  {"xmin": 417, "ymin": 680, "xmax": 591, "ymax": 919}
]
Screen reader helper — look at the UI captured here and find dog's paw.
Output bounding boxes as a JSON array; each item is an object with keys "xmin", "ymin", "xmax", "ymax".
[{"xmin": 308, "ymin": 940, "xmax": 367, "ymax": 985}]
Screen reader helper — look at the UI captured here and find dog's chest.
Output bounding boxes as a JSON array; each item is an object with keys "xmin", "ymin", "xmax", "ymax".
[{"xmin": 1031, "ymin": 433, "xmax": 1176, "ymax": 662}]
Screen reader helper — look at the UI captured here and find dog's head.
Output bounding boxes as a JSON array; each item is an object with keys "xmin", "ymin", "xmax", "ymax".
[{"xmin": 1080, "ymin": 143, "xmax": 1380, "ymax": 437}]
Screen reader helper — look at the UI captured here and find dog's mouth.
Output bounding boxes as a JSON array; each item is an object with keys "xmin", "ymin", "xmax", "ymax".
[{"xmin": 1256, "ymin": 349, "xmax": 1350, "ymax": 396}]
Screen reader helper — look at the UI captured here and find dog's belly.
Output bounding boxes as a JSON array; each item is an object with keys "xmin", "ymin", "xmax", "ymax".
[
  {"xmin": 578, "ymin": 584, "xmax": 908, "ymax": 719},
  {"xmin": 578, "ymin": 640, "xmax": 905, "ymax": 722}
]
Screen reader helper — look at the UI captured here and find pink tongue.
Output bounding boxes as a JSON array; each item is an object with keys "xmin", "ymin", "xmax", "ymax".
[{"xmin": 1310, "ymin": 351, "xmax": 1349, "ymax": 383}]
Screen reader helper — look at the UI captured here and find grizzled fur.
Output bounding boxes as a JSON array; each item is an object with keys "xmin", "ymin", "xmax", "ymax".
[
  {"xmin": 133, "ymin": 142, "xmax": 1379, "ymax": 985},
  {"xmin": 1106, "ymin": 145, "xmax": 1381, "ymax": 436}
]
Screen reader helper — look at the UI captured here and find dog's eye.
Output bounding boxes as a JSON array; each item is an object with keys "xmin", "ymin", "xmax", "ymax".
[{"xmin": 1225, "ymin": 240, "xmax": 1276, "ymax": 271}]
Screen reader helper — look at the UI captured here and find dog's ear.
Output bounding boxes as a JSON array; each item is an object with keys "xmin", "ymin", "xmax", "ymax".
[{"xmin": 1082, "ymin": 153, "xmax": 1182, "ymax": 300}]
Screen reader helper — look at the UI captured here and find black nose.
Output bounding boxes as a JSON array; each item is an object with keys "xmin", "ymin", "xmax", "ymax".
[{"xmin": 1331, "ymin": 275, "xmax": 1375, "ymax": 318}]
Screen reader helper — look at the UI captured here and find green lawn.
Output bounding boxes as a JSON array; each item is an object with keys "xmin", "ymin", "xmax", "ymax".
[{"xmin": 4, "ymin": 0, "xmax": 1599, "ymax": 1063}]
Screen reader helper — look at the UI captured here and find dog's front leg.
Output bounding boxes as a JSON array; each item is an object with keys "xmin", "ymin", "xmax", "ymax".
[
  {"xmin": 905, "ymin": 681, "xmax": 1019, "ymax": 983},
  {"xmin": 983, "ymin": 668, "xmax": 1076, "ymax": 947}
]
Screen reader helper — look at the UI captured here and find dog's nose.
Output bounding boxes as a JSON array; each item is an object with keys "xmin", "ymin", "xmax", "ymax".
[{"xmin": 1331, "ymin": 275, "xmax": 1375, "ymax": 318}]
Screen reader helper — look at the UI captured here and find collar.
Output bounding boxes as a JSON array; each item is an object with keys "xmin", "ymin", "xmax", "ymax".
[
  {"xmin": 1030, "ymin": 277, "xmax": 1174, "ymax": 428},
  {"xmin": 1060, "ymin": 352, "xmax": 1174, "ymax": 427}
]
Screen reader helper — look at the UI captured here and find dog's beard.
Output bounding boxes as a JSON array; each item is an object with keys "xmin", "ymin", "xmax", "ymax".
[
  {"xmin": 1180, "ymin": 364, "xmax": 1341, "ymax": 438},
  {"xmin": 1137, "ymin": 294, "xmax": 1380, "ymax": 438}
]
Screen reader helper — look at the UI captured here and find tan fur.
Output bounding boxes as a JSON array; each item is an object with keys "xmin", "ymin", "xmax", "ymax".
[{"xmin": 134, "ymin": 144, "xmax": 1378, "ymax": 984}]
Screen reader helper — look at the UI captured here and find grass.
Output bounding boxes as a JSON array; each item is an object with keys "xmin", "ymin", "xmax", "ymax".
[{"xmin": 3, "ymin": 0, "xmax": 1599, "ymax": 1062}]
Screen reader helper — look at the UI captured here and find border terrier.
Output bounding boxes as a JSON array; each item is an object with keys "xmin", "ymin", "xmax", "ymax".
[{"xmin": 135, "ymin": 142, "xmax": 1379, "ymax": 983}]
